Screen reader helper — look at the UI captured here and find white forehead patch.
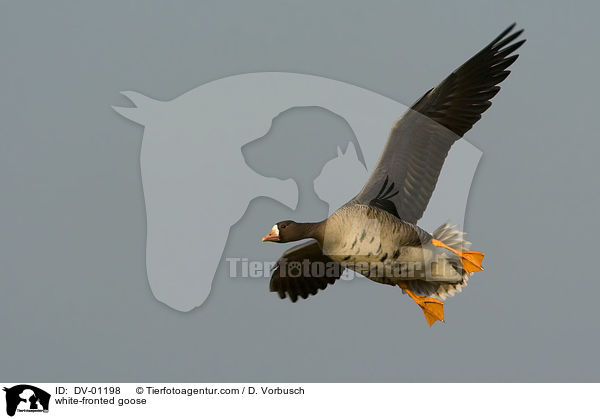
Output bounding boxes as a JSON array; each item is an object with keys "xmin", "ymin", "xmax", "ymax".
[{"xmin": 272, "ymin": 224, "xmax": 279, "ymax": 236}]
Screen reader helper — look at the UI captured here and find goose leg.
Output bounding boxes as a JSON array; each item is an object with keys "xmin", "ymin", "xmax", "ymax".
[{"xmin": 399, "ymin": 282, "xmax": 445, "ymax": 326}]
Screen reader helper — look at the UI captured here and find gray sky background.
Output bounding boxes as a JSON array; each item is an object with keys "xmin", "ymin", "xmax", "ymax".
[{"xmin": 1, "ymin": 1, "xmax": 599, "ymax": 382}]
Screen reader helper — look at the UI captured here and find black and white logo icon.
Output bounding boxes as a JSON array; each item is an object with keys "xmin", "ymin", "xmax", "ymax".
[{"xmin": 3, "ymin": 385, "xmax": 50, "ymax": 417}]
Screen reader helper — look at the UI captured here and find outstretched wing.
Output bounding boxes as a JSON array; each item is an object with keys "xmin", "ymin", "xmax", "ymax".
[
  {"xmin": 270, "ymin": 240, "xmax": 343, "ymax": 302},
  {"xmin": 354, "ymin": 24, "xmax": 525, "ymax": 224}
]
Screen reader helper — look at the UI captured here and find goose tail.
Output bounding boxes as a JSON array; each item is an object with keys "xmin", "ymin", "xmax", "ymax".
[
  {"xmin": 429, "ymin": 222, "xmax": 482, "ymax": 300},
  {"xmin": 401, "ymin": 222, "xmax": 483, "ymax": 303}
]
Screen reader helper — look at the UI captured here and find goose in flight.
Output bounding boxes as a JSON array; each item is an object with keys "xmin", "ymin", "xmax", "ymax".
[{"xmin": 262, "ymin": 24, "xmax": 525, "ymax": 325}]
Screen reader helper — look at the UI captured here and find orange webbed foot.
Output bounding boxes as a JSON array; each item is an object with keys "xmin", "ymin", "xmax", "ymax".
[
  {"xmin": 400, "ymin": 284, "xmax": 445, "ymax": 326},
  {"xmin": 419, "ymin": 297, "xmax": 445, "ymax": 326},
  {"xmin": 431, "ymin": 239, "xmax": 485, "ymax": 274}
]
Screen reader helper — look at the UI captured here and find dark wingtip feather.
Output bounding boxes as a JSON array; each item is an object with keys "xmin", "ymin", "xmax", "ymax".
[
  {"xmin": 411, "ymin": 23, "xmax": 525, "ymax": 138},
  {"xmin": 268, "ymin": 241, "xmax": 343, "ymax": 302},
  {"xmin": 489, "ymin": 22, "xmax": 517, "ymax": 47}
]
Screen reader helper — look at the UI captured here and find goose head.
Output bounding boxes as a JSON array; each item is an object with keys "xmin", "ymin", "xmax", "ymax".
[{"xmin": 262, "ymin": 220, "xmax": 322, "ymax": 243}]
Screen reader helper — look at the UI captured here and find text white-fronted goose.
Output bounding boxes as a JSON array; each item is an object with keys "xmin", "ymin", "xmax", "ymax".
[{"xmin": 262, "ymin": 24, "xmax": 525, "ymax": 325}]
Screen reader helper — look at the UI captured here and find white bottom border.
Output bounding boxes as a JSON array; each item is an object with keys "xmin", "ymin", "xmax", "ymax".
[{"xmin": 1, "ymin": 383, "xmax": 598, "ymax": 418}]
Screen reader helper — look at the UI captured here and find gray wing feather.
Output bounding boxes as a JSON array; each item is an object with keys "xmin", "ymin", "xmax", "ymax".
[{"xmin": 354, "ymin": 24, "xmax": 525, "ymax": 223}]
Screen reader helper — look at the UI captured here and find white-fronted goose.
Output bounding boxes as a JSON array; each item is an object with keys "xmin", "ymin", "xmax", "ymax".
[{"xmin": 262, "ymin": 24, "xmax": 525, "ymax": 325}]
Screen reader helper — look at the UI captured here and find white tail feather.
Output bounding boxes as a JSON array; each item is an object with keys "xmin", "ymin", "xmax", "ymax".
[{"xmin": 404, "ymin": 222, "xmax": 473, "ymax": 301}]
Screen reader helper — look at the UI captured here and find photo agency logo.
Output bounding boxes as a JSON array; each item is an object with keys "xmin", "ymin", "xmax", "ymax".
[
  {"xmin": 3, "ymin": 385, "xmax": 50, "ymax": 416},
  {"xmin": 113, "ymin": 72, "xmax": 482, "ymax": 311}
]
